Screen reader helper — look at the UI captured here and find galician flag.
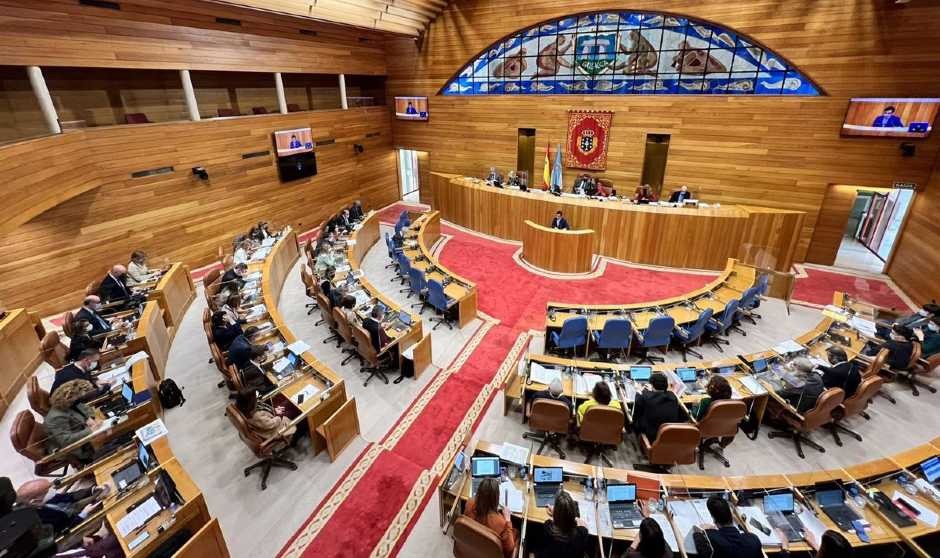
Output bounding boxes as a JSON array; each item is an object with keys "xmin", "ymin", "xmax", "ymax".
[
  {"xmin": 550, "ymin": 143, "xmax": 564, "ymax": 191},
  {"xmin": 541, "ymin": 141, "xmax": 551, "ymax": 190}
]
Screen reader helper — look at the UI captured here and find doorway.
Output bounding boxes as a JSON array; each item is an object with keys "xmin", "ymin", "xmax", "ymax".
[
  {"xmin": 834, "ymin": 188, "xmax": 915, "ymax": 273},
  {"xmin": 640, "ymin": 134, "xmax": 670, "ymax": 196},
  {"xmin": 397, "ymin": 148, "xmax": 426, "ymax": 203}
]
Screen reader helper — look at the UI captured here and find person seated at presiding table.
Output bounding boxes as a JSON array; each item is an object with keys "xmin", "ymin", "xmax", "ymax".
[
  {"xmin": 463, "ymin": 477, "xmax": 517, "ymax": 558},
  {"xmin": 627, "ymin": 517, "xmax": 674, "ymax": 558},
  {"xmin": 98, "ymin": 264, "xmax": 133, "ymax": 304},
  {"xmin": 234, "ymin": 389, "xmax": 304, "ymax": 447},
  {"xmin": 632, "ymin": 372, "xmax": 686, "ymax": 442},
  {"xmin": 633, "ymin": 184, "xmax": 658, "ymax": 203},
  {"xmin": 51, "ymin": 348, "xmax": 111, "ymax": 397},
  {"xmin": 669, "ymin": 185, "xmax": 693, "ymax": 203},
  {"xmin": 817, "ymin": 346, "xmax": 861, "ymax": 398},
  {"xmin": 529, "ymin": 378, "xmax": 572, "ymax": 414},
  {"xmin": 692, "ymin": 375, "xmax": 732, "ymax": 421},
  {"xmin": 883, "ymin": 324, "xmax": 916, "ymax": 369},
  {"xmin": 211, "ymin": 310, "xmax": 243, "ymax": 351},
  {"xmin": 126, "ymin": 250, "xmax": 160, "ymax": 286},
  {"xmin": 221, "ymin": 262, "xmax": 249, "ymax": 291},
  {"xmin": 532, "ymin": 490, "xmax": 590, "ymax": 558},
  {"xmin": 550, "ymin": 210, "xmax": 569, "ymax": 230},
  {"xmin": 916, "ymin": 319, "xmax": 940, "ymax": 357},
  {"xmin": 577, "ymin": 381, "xmax": 622, "ymax": 423},
  {"xmin": 75, "ymin": 295, "xmax": 114, "ymax": 338},
  {"xmin": 778, "ymin": 357, "xmax": 825, "ymax": 413},
  {"xmin": 692, "ymin": 495, "xmax": 762, "ymax": 558},
  {"xmin": 45, "ymin": 380, "xmax": 102, "ymax": 465},
  {"xmin": 350, "ymin": 200, "xmax": 364, "ymax": 221},
  {"xmin": 15, "ymin": 477, "xmax": 111, "ymax": 537},
  {"xmin": 66, "ymin": 319, "xmax": 102, "ymax": 362}
]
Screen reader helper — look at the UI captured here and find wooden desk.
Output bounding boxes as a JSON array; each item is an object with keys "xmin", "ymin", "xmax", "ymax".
[
  {"xmin": 521, "ymin": 220, "xmax": 595, "ymax": 274},
  {"xmin": 132, "ymin": 301, "xmax": 172, "ymax": 382},
  {"xmin": 431, "ymin": 173, "xmax": 804, "ymax": 272},
  {"xmin": 148, "ymin": 262, "xmax": 195, "ymax": 330},
  {"xmin": 0, "ymin": 308, "xmax": 42, "ymax": 418}
]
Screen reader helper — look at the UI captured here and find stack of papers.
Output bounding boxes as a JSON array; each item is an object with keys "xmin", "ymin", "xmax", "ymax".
[
  {"xmin": 737, "ymin": 506, "xmax": 781, "ymax": 546},
  {"xmin": 797, "ymin": 509, "xmax": 828, "ymax": 543},
  {"xmin": 136, "ymin": 418, "xmax": 168, "ymax": 446},
  {"xmin": 651, "ymin": 513, "xmax": 679, "ymax": 552},
  {"xmin": 245, "ymin": 271, "xmax": 262, "ymax": 281},
  {"xmin": 272, "ymin": 357, "xmax": 292, "ymax": 375},
  {"xmin": 116, "ymin": 496, "xmax": 161, "ymax": 537},
  {"xmin": 574, "ymin": 373, "xmax": 603, "ymax": 394},
  {"xmin": 293, "ymin": 385, "xmax": 320, "ymax": 405},
  {"xmin": 498, "ymin": 482, "xmax": 524, "ymax": 513},
  {"xmin": 353, "ymin": 290, "xmax": 371, "ymax": 307},
  {"xmin": 772, "ymin": 339, "xmax": 805, "ymax": 355},
  {"xmin": 286, "ymin": 340, "xmax": 311, "ymax": 355},
  {"xmin": 529, "ymin": 363, "xmax": 562, "ymax": 386},
  {"xmin": 498, "ymin": 443, "xmax": 529, "ymax": 466},
  {"xmin": 268, "ymin": 341, "xmax": 285, "ymax": 355},
  {"xmin": 667, "ymin": 499, "xmax": 712, "ymax": 552},
  {"xmin": 739, "ymin": 376, "xmax": 767, "ymax": 395},
  {"xmin": 246, "ymin": 304, "xmax": 267, "ymax": 319},
  {"xmin": 849, "ymin": 316, "xmax": 877, "ymax": 338},
  {"xmin": 261, "ymin": 237, "xmax": 276, "ymax": 247}
]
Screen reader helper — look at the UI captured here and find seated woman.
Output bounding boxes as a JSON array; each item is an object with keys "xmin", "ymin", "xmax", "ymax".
[
  {"xmin": 46, "ymin": 380, "xmax": 100, "ymax": 465},
  {"xmin": 340, "ymin": 295, "xmax": 358, "ymax": 325},
  {"xmin": 627, "ymin": 517, "xmax": 673, "ymax": 558},
  {"xmin": 693, "ymin": 375, "xmax": 732, "ymax": 420},
  {"xmin": 534, "ymin": 490, "xmax": 590, "ymax": 558},
  {"xmin": 67, "ymin": 319, "xmax": 103, "ymax": 362},
  {"xmin": 576, "ymin": 381, "xmax": 622, "ymax": 423},
  {"xmin": 234, "ymin": 390, "xmax": 305, "ymax": 447},
  {"xmin": 464, "ymin": 477, "xmax": 517, "ymax": 558}
]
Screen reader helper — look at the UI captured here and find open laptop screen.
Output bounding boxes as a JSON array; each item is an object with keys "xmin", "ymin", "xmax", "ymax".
[
  {"xmin": 763, "ymin": 493, "xmax": 795, "ymax": 514},
  {"xmin": 922, "ymin": 456, "xmax": 940, "ymax": 483},
  {"xmin": 676, "ymin": 368, "xmax": 697, "ymax": 382},
  {"xmin": 533, "ymin": 467, "xmax": 563, "ymax": 484},
  {"xmin": 816, "ymin": 489, "xmax": 843, "ymax": 507},
  {"xmin": 606, "ymin": 483, "xmax": 636, "ymax": 503},
  {"xmin": 471, "ymin": 457, "xmax": 500, "ymax": 477},
  {"xmin": 630, "ymin": 367, "xmax": 652, "ymax": 381}
]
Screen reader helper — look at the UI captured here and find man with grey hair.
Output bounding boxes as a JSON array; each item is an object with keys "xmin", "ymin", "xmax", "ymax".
[
  {"xmin": 778, "ymin": 357, "xmax": 825, "ymax": 413},
  {"xmin": 529, "ymin": 377, "xmax": 572, "ymax": 415}
]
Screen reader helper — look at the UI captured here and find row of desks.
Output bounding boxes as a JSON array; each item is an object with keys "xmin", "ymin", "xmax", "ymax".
[{"xmin": 442, "ymin": 438, "xmax": 940, "ymax": 557}]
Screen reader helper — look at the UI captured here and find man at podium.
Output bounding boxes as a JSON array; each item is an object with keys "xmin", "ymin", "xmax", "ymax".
[
  {"xmin": 669, "ymin": 185, "xmax": 693, "ymax": 203},
  {"xmin": 550, "ymin": 210, "xmax": 569, "ymax": 230}
]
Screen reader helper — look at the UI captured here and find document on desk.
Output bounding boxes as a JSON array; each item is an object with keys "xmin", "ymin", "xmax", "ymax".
[
  {"xmin": 294, "ymin": 385, "xmax": 320, "ymax": 406},
  {"xmin": 287, "ymin": 340, "xmax": 311, "ymax": 356},
  {"xmin": 574, "ymin": 373, "xmax": 603, "ymax": 394},
  {"xmin": 849, "ymin": 316, "xmax": 877, "ymax": 338},
  {"xmin": 253, "ymin": 321, "xmax": 274, "ymax": 333},
  {"xmin": 273, "ymin": 357, "xmax": 292, "ymax": 375},
  {"xmin": 737, "ymin": 506, "xmax": 781, "ymax": 546},
  {"xmin": 261, "ymin": 237, "xmax": 276, "ymax": 247},
  {"xmin": 246, "ymin": 271, "xmax": 262, "ymax": 281},
  {"xmin": 892, "ymin": 491, "xmax": 939, "ymax": 527},
  {"xmin": 797, "ymin": 508, "xmax": 828, "ymax": 543},
  {"xmin": 498, "ymin": 482, "xmax": 524, "ymax": 514},
  {"xmin": 353, "ymin": 290, "xmax": 371, "ymax": 308},
  {"xmin": 667, "ymin": 499, "xmax": 711, "ymax": 552},
  {"xmin": 335, "ymin": 264, "xmax": 351, "ymax": 273},
  {"xmin": 651, "ymin": 513, "xmax": 679, "ymax": 552},
  {"xmin": 136, "ymin": 418, "xmax": 168, "ymax": 446},
  {"xmin": 251, "ymin": 248, "xmax": 272, "ymax": 261},
  {"xmin": 528, "ymin": 363, "xmax": 561, "ymax": 386},
  {"xmin": 739, "ymin": 376, "xmax": 767, "ymax": 396},
  {"xmin": 116, "ymin": 496, "xmax": 161, "ymax": 537},
  {"xmin": 246, "ymin": 304, "xmax": 267, "ymax": 320},
  {"xmin": 345, "ymin": 239, "xmax": 356, "ymax": 246},
  {"xmin": 772, "ymin": 339, "xmax": 805, "ymax": 355},
  {"xmin": 620, "ymin": 381, "xmax": 637, "ymax": 403},
  {"xmin": 268, "ymin": 341, "xmax": 285, "ymax": 355},
  {"xmin": 498, "ymin": 443, "xmax": 529, "ymax": 466}
]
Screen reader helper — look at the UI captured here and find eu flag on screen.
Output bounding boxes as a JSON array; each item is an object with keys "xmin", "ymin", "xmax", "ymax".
[{"xmin": 551, "ymin": 144, "xmax": 563, "ymax": 190}]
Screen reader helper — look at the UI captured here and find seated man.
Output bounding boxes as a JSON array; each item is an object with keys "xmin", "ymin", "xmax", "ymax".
[
  {"xmin": 528, "ymin": 378, "xmax": 572, "ymax": 416},
  {"xmin": 362, "ymin": 305, "xmax": 391, "ymax": 353},
  {"xmin": 51, "ymin": 348, "xmax": 110, "ymax": 397},
  {"xmin": 98, "ymin": 265, "xmax": 132, "ymax": 304},
  {"xmin": 221, "ymin": 262, "xmax": 248, "ymax": 291},
  {"xmin": 884, "ymin": 324, "xmax": 916, "ymax": 369},
  {"xmin": 917, "ymin": 319, "xmax": 940, "ymax": 357},
  {"xmin": 350, "ymin": 200, "xmax": 364, "ymax": 221},
  {"xmin": 669, "ymin": 185, "xmax": 693, "ymax": 203},
  {"xmin": 228, "ymin": 327, "xmax": 265, "ymax": 370},
  {"xmin": 631, "ymin": 372, "xmax": 686, "ymax": 442},
  {"xmin": 16, "ymin": 478, "xmax": 111, "ymax": 536},
  {"xmin": 818, "ymin": 346, "xmax": 861, "ymax": 398},
  {"xmin": 75, "ymin": 295, "xmax": 113, "ymax": 338},
  {"xmin": 778, "ymin": 357, "xmax": 825, "ymax": 413},
  {"xmin": 314, "ymin": 246, "xmax": 338, "ymax": 275},
  {"xmin": 211, "ymin": 310, "xmax": 243, "ymax": 351},
  {"xmin": 577, "ymin": 381, "xmax": 622, "ymax": 423},
  {"xmin": 550, "ymin": 210, "xmax": 569, "ymax": 230},
  {"xmin": 692, "ymin": 495, "xmax": 762, "ymax": 558}
]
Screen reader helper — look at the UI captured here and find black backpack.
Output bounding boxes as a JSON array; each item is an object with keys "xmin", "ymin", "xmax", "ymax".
[{"xmin": 158, "ymin": 379, "xmax": 185, "ymax": 409}]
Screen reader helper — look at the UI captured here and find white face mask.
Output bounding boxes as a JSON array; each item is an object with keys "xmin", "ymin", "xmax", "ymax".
[
  {"xmin": 92, "ymin": 303, "xmax": 102, "ymax": 311},
  {"xmin": 84, "ymin": 360, "xmax": 98, "ymax": 371},
  {"xmin": 84, "ymin": 324, "xmax": 93, "ymax": 333}
]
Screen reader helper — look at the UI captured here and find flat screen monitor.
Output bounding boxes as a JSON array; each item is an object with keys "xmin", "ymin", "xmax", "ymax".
[
  {"xmin": 276, "ymin": 151, "xmax": 317, "ymax": 182},
  {"xmin": 606, "ymin": 483, "xmax": 636, "ymax": 503},
  {"xmin": 630, "ymin": 366, "xmax": 652, "ymax": 381},
  {"xmin": 676, "ymin": 367, "xmax": 697, "ymax": 382},
  {"xmin": 471, "ymin": 456, "xmax": 500, "ymax": 478},
  {"xmin": 395, "ymin": 96, "xmax": 429, "ymax": 121},
  {"xmin": 763, "ymin": 492, "xmax": 795, "ymax": 514},
  {"xmin": 842, "ymin": 98, "xmax": 940, "ymax": 139},
  {"xmin": 921, "ymin": 456, "xmax": 940, "ymax": 483},
  {"xmin": 273, "ymin": 127, "xmax": 315, "ymax": 157},
  {"xmin": 533, "ymin": 467, "xmax": 563, "ymax": 484}
]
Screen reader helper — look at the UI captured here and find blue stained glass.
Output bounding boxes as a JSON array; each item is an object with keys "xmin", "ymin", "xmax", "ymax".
[{"xmin": 442, "ymin": 10, "xmax": 819, "ymax": 97}]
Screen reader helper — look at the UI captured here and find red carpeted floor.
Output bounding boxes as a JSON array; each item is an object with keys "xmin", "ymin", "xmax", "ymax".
[{"xmin": 791, "ymin": 265, "xmax": 914, "ymax": 310}]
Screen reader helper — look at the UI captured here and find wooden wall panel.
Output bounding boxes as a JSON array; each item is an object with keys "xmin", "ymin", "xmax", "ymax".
[
  {"xmin": 0, "ymin": 107, "xmax": 400, "ymax": 315},
  {"xmin": 886, "ymin": 165, "xmax": 940, "ymax": 306},
  {"xmin": 805, "ymin": 185, "xmax": 863, "ymax": 265},
  {"xmin": 386, "ymin": 0, "xmax": 940, "ymax": 262}
]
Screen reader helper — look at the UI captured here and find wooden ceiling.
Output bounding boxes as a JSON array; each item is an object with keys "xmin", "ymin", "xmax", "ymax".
[{"xmin": 211, "ymin": 0, "xmax": 447, "ymax": 36}]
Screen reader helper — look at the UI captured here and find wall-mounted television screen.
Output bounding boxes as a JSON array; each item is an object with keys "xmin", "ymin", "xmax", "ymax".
[
  {"xmin": 395, "ymin": 96, "xmax": 428, "ymax": 121},
  {"xmin": 842, "ymin": 98, "xmax": 940, "ymax": 139},
  {"xmin": 276, "ymin": 151, "xmax": 317, "ymax": 182},
  {"xmin": 273, "ymin": 127, "xmax": 314, "ymax": 156}
]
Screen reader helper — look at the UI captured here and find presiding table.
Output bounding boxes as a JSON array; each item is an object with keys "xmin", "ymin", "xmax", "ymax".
[{"xmin": 521, "ymin": 220, "xmax": 596, "ymax": 273}]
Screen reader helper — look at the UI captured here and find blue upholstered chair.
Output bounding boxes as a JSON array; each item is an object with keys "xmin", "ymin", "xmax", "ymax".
[
  {"xmin": 591, "ymin": 319, "xmax": 632, "ymax": 361},
  {"xmin": 550, "ymin": 316, "xmax": 589, "ymax": 357},
  {"xmin": 737, "ymin": 286, "xmax": 760, "ymax": 325},
  {"xmin": 634, "ymin": 315, "xmax": 675, "ymax": 365},
  {"xmin": 705, "ymin": 299, "xmax": 740, "ymax": 352},
  {"xmin": 428, "ymin": 279, "xmax": 456, "ymax": 330},
  {"xmin": 384, "ymin": 232, "xmax": 402, "ymax": 270},
  {"xmin": 672, "ymin": 308, "xmax": 712, "ymax": 362},
  {"xmin": 395, "ymin": 252, "xmax": 412, "ymax": 288},
  {"xmin": 408, "ymin": 267, "xmax": 430, "ymax": 314}
]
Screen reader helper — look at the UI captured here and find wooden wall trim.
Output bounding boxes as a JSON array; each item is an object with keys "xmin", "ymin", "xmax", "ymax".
[{"xmin": 886, "ymin": 160, "xmax": 940, "ymax": 305}]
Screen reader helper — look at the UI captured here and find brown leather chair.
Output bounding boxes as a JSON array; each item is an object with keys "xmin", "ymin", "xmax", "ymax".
[
  {"xmin": 203, "ymin": 268, "xmax": 222, "ymax": 287},
  {"xmin": 40, "ymin": 331, "xmax": 69, "ymax": 369},
  {"xmin": 225, "ymin": 403, "xmax": 296, "ymax": 490},
  {"xmin": 27, "ymin": 377, "xmax": 50, "ymax": 416},
  {"xmin": 351, "ymin": 324, "xmax": 394, "ymax": 387},
  {"xmin": 887, "ymin": 341, "xmax": 936, "ymax": 396},
  {"xmin": 217, "ymin": 108, "xmax": 239, "ymax": 117},
  {"xmin": 641, "ymin": 424, "xmax": 700, "ymax": 470},
  {"xmin": 301, "ymin": 268, "xmax": 319, "ymax": 315},
  {"xmin": 34, "ymin": 319, "xmax": 46, "ymax": 341},
  {"xmin": 918, "ymin": 352, "xmax": 940, "ymax": 375},
  {"xmin": 695, "ymin": 400, "xmax": 747, "ymax": 470},
  {"xmin": 522, "ymin": 399, "xmax": 570, "ymax": 459},
  {"xmin": 222, "ymin": 255, "xmax": 234, "ymax": 271},
  {"xmin": 316, "ymin": 293, "xmax": 342, "ymax": 346},
  {"xmin": 251, "ymin": 106, "xmax": 268, "ymax": 115},
  {"xmin": 860, "ymin": 349, "xmax": 895, "ymax": 404},
  {"xmin": 61, "ymin": 311, "xmax": 76, "ymax": 339},
  {"xmin": 332, "ymin": 308, "xmax": 363, "ymax": 366},
  {"xmin": 578, "ymin": 406, "xmax": 624, "ymax": 466},
  {"xmin": 124, "ymin": 112, "xmax": 151, "ymax": 124},
  {"xmin": 286, "ymin": 103, "xmax": 301, "ymax": 113},
  {"xmin": 85, "ymin": 280, "xmax": 100, "ymax": 296},
  {"xmin": 828, "ymin": 377, "xmax": 884, "ymax": 446},
  {"xmin": 10, "ymin": 411, "xmax": 80, "ymax": 477},
  {"xmin": 768, "ymin": 388, "xmax": 845, "ymax": 459},
  {"xmin": 452, "ymin": 516, "xmax": 504, "ymax": 558}
]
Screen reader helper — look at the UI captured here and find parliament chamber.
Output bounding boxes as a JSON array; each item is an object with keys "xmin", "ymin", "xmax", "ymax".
[{"xmin": 1, "ymin": 1, "xmax": 940, "ymax": 558}]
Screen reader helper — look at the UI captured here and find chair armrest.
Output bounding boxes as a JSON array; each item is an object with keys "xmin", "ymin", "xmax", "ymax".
[{"xmin": 639, "ymin": 433, "xmax": 652, "ymax": 456}]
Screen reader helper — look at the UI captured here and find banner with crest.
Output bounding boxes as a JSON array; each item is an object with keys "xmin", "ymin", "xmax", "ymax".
[{"xmin": 565, "ymin": 111, "xmax": 613, "ymax": 170}]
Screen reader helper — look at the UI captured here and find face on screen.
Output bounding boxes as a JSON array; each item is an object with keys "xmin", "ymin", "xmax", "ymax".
[
  {"xmin": 274, "ymin": 128, "xmax": 314, "ymax": 156},
  {"xmin": 842, "ymin": 98, "xmax": 940, "ymax": 138},
  {"xmin": 533, "ymin": 467, "xmax": 563, "ymax": 483}
]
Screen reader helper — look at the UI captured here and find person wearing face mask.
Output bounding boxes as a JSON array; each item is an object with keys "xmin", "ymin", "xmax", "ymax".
[
  {"xmin": 75, "ymin": 295, "xmax": 114, "ymax": 338},
  {"xmin": 67, "ymin": 319, "xmax": 102, "ymax": 362},
  {"xmin": 883, "ymin": 324, "xmax": 916, "ymax": 370},
  {"xmin": 917, "ymin": 319, "xmax": 940, "ymax": 357},
  {"xmin": 15, "ymin": 478, "xmax": 111, "ymax": 536},
  {"xmin": 98, "ymin": 264, "xmax": 132, "ymax": 304},
  {"xmin": 221, "ymin": 262, "xmax": 249, "ymax": 291},
  {"xmin": 51, "ymin": 348, "xmax": 111, "ymax": 397},
  {"xmin": 45, "ymin": 380, "xmax": 102, "ymax": 464},
  {"xmin": 315, "ymin": 246, "xmax": 338, "ymax": 275}
]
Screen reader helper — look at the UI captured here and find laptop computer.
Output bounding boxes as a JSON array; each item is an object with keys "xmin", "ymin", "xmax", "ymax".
[
  {"xmin": 393, "ymin": 310, "xmax": 412, "ymax": 332},
  {"xmin": 763, "ymin": 492, "xmax": 804, "ymax": 542},
  {"xmin": 815, "ymin": 485, "xmax": 861, "ymax": 532},
  {"xmin": 630, "ymin": 366, "xmax": 652, "ymax": 382},
  {"xmin": 533, "ymin": 467, "xmax": 563, "ymax": 507},
  {"xmin": 921, "ymin": 456, "xmax": 940, "ymax": 487},
  {"xmin": 470, "ymin": 457, "xmax": 501, "ymax": 497},
  {"xmin": 676, "ymin": 368, "xmax": 697, "ymax": 383},
  {"xmin": 909, "ymin": 122, "xmax": 929, "ymax": 133},
  {"xmin": 607, "ymin": 483, "xmax": 643, "ymax": 529},
  {"xmin": 751, "ymin": 358, "xmax": 768, "ymax": 373}
]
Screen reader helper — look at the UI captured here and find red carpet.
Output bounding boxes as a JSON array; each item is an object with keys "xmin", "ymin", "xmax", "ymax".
[{"xmin": 792, "ymin": 265, "xmax": 914, "ymax": 311}]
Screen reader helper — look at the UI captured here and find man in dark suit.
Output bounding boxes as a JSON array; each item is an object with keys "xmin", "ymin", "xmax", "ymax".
[
  {"xmin": 75, "ymin": 295, "xmax": 113, "ymax": 338},
  {"xmin": 693, "ymin": 496, "xmax": 762, "ymax": 558},
  {"xmin": 15, "ymin": 478, "xmax": 111, "ymax": 537},
  {"xmin": 778, "ymin": 358, "xmax": 825, "ymax": 413},
  {"xmin": 362, "ymin": 305, "xmax": 389, "ymax": 352},
  {"xmin": 550, "ymin": 210, "xmax": 569, "ymax": 230},
  {"xmin": 337, "ymin": 209, "xmax": 353, "ymax": 232},
  {"xmin": 884, "ymin": 324, "xmax": 915, "ymax": 370},
  {"xmin": 221, "ymin": 263, "xmax": 248, "ymax": 291},
  {"xmin": 98, "ymin": 265, "xmax": 132, "ymax": 304},
  {"xmin": 50, "ymin": 348, "xmax": 110, "ymax": 396},
  {"xmin": 350, "ymin": 200, "xmax": 364, "ymax": 221},
  {"xmin": 228, "ymin": 327, "xmax": 265, "ymax": 370},
  {"xmin": 632, "ymin": 372, "xmax": 687, "ymax": 442},
  {"xmin": 669, "ymin": 185, "xmax": 693, "ymax": 203},
  {"xmin": 818, "ymin": 346, "xmax": 861, "ymax": 398}
]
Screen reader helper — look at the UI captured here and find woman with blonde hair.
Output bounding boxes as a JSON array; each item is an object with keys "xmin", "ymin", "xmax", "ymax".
[{"xmin": 46, "ymin": 380, "xmax": 100, "ymax": 464}]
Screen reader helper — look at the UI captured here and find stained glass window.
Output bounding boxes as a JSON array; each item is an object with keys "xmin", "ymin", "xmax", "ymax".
[{"xmin": 442, "ymin": 11, "xmax": 820, "ymax": 96}]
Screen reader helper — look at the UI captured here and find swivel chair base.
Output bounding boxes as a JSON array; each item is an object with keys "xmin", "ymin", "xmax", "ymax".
[
  {"xmin": 768, "ymin": 428, "xmax": 825, "ymax": 459},
  {"xmin": 581, "ymin": 442, "xmax": 615, "ymax": 466},
  {"xmin": 877, "ymin": 391, "xmax": 897, "ymax": 405},
  {"xmin": 709, "ymin": 335, "xmax": 731, "ymax": 353},
  {"xmin": 523, "ymin": 431, "xmax": 567, "ymax": 459},
  {"xmin": 827, "ymin": 422, "xmax": 862, "ymax": 447},
  {"xmin": 341, "ymin": 346, "xmax": 363, "ymax": 366},
  {"xmin": 306, "ymin": 300, "xmax": 318, "ymax": 315},
  {"xmin": 698, "ymin": 439, "xmax": 730, "ymax": 470},
  {"xmin": 323, "ymin": 332, "xmax": 342, "ymax": 347},
  {"xmin": 634, "ymin": 347, "xmax": 666, "ymax": 365},
  {"xmin": 361, "ymin": 363, "xmax": 394, "ymax": 386},
  {"xmin": 244, "ymin": 451, "xmax": 297, "ymax": 491},
  {"xmin": 902, "ymin": 372, "xmax": 937, "ymax": 397},
  {"xmin": 431, "ymin": 313, "xmax": 456, "ymax": 331},
  {"xmin": 678, "ymin": 345, "xmax": 703, "ymax": 363}
]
